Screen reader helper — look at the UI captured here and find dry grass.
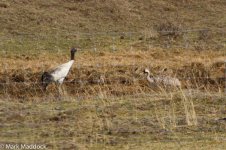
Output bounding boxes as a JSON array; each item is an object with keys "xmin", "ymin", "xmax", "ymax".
[
  {"xmin": 0, "ymin": 47, "xmax": 225, "ymax": 149},
  {"xmin": 0, "ymin": 0, "xmax": 226, "ymax": 149},
  {"xmin": 0, "ymin": 91, "xmax": 225, "ymax": 149},
  {"xmin": 1, "ymin": 0, "xmax": 225, "ymax": 34},
  {"xmin": 0, "ymin": 48, "xmax": 224, "ymax": 99}
]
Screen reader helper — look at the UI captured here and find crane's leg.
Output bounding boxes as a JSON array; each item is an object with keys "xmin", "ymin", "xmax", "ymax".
[
  {"xmin": 61, "ymin": 85, "xmax": 68, "ymax": 96},
  {"xmin": 59, "ymin": 84, "xmax": 64, "ymax": 95},
  {"xmin": 54, "ymin": 82, "xmax": 63, "ymax": 100},
  {"xmin": 56, "ymin": 79, "xmax": 69, "ymax": 100}
]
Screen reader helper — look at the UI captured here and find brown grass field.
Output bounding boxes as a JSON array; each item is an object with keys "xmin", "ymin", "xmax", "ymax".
[
  {"xmin": 0, "ymin": 0, "xmax": 226, "ymax": 150},
  {"xmin": 0, "ymin": 47, "xmax": 225, "ymax": 149}
]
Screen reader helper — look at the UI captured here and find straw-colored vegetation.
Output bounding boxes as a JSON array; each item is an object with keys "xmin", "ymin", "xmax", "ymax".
[
  {"xmin": 0, "ymin": 0, "xmax": 225, "ymax": 149},
  {"xmin": 0, "ymin": 48, "xmax": 225, "ymax": 149}
]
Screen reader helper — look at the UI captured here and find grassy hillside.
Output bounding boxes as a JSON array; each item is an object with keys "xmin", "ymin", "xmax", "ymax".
[
  {"xmin": 0, "ymin": 1, "xmax": 225, "ymax": 150},
  {"xmin": 0, "ymin": 0, "xmax": 226, "ymax": 35}
]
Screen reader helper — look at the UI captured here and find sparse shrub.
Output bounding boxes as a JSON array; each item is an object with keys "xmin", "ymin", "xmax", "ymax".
[
  {"xmin": 120, "ymin": 35, "xmax": 124, "ymax": 40},
  {"xmin": 156, "ymin": 21, "xmax": 182, "ymax": 39},
  {"xmin": 0, "ymin": 2, "xmax": 9, "ymax": 8},
  {"xmin": 138, "ymin": 37, "xmax": 143, "ymax": 40},
  {"xmin": 198, "ymin": 29, "xmax": 211, "ymax": 41}
]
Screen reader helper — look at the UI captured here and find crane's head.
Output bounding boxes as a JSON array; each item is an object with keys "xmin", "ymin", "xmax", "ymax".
[
  {"xmin": 71, "ymin": 48, "xmax": 77, "ymax": 53},
  {"xmin": 143, "ymin": 68, "xmax": 150, "ymax": 74},
  {"xmin": 143, "ymin": 68, "xmax": 154, "ymax": 77},
  {"xmin": 70, "ymin": 48, "xmax": 78, "ymax": 60}
]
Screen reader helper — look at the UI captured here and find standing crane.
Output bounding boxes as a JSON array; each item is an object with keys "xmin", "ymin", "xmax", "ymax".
[{"xmin": 41, "ymin": 48, "xmax": 78, "ymax": 94}]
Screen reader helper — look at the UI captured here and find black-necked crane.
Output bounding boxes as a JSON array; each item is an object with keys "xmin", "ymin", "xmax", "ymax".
[
  {"xmin": 144, "ymin": 68, "xmax": 181, "ymax": 88},
  {"xmin": 41, "ymin": 48, "xmax": 77, "ymax": 94}
]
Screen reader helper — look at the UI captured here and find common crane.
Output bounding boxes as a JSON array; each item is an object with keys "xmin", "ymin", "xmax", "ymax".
[{"xmin": 144, "ymin": 68, "xmax": 181, "ymax": 88}]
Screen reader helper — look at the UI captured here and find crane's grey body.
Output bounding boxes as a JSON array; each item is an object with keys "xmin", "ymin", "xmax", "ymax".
[
  {"xmin": 50, "ymin": 60, "xmax": 74, "ymax": 84},
  {"xmin": 41, "ymin": 48, "xmax": 77, "ymax": 91},
  {"xmin": 144, "ymin": 68, "xmax": 181, "ymax": 87}
]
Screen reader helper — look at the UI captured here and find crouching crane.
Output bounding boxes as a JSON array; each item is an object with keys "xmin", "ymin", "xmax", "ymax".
[
  {"xmin": 41, "ymin": 48, "xmax": 78, "ymax": 94},
  {"xmin": 144, "ymin": 68, "xmax": 181, "ymax": 89}
]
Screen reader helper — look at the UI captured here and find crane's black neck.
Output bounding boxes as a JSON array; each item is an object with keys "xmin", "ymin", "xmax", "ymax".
[{"xmin": 71, "ymin": 51, "xmax": 75, "ymax": 60}]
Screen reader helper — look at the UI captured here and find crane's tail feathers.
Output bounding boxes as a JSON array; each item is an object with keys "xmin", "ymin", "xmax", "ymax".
[{"xmin": 41, "ymin": 72, "xmax": 53, "ymax": 90}]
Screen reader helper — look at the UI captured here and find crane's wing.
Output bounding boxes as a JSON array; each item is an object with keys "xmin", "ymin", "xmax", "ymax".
[{"xmin": 49, "ymin": 60, "xmax": 74, "ymax": 81}]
